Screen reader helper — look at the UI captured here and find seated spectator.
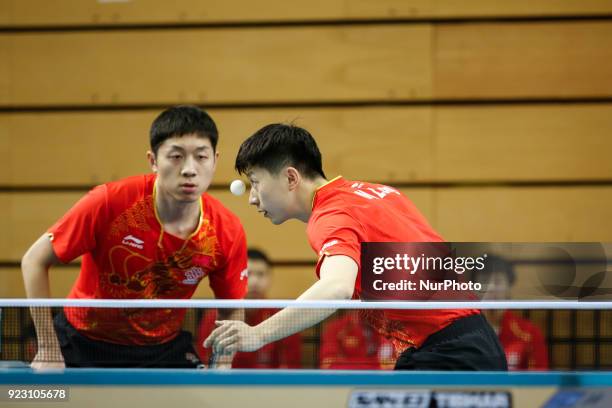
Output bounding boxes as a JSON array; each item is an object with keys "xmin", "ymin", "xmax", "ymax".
[
  {"xmin": 473, "ymin": 255, "xmax": 549, "ymax": 370},
  {"xmin": 320, "ymin": 310, "xmax": 394, "ymax": 370}
]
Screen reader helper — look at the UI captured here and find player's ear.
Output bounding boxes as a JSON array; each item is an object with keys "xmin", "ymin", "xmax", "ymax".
[
  {"xmin": 213, "ymin": 149, "xmax": 220, "ymax": 171},
  {"xmin": 147, "ymin": 151, "xmax": 158, "ymax": 173},
  {"xmin": 286, "ymin": 167, "xmax": 300, "ymax": 191}
]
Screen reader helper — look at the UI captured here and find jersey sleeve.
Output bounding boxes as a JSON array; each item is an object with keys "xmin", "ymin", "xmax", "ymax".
[
  {"xmin": 47, "ymin": 184, "xmax": 108, "ymax": 263},
  {"xmin": 209, "ymin": 223, "xmax": 248, "ymax": 299},
  {"xmin": 309, "ymin": 211, "xmax": 363, "ymax": 276}
]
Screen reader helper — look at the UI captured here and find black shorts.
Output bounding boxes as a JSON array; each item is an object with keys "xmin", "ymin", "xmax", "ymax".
[
  {"xmin": 394, "ymin": 313, "xmax": 508, "ymax": 371},
  {"xmin": 54, "ymin": 310, "xmax": 203, "ymax": 368}
]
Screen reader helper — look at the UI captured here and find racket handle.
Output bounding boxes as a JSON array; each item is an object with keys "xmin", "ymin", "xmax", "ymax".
[{"xmin": 208, "ymin": 352, "xmax": 218, "ymax": 369}]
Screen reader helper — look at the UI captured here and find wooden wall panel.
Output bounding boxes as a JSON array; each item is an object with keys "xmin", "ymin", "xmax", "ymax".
[
  {"xmin": 0, "ymin": 267, "xmax": 78, "ymax": 298},
  {"xmin": 0, "ymin": 107, "xmax": 434, "ymax": 186},
  {"xmin": 430, "ymin": 1, "xmax": 612, "ymax": 18},
  {"xmin": 0, "ymin": 25, "xmax": 432, "ymax": 106},
  {"xmin": 0, "ymin": 2, "xmax": 10, "ymax": 25},
  {"xmin": 303, "ymin": 108, "xmax": 434, "ymax": 183},
  {"xmin": 3, "ymin": 1, "xmax": 612, "ymax": 26},
  {"xmin": 434, "ymin": 104, "xmax": 612, "ymax": 181},
  {"xmin": 1, "ymin": 111, "xmax": 155, "ymax": 186},
  {"xmin": 0, "ymin": 0, "xmax": 419, "ymax": 26},
  {"xmin": 434, "ymin": 21, "xmax": 612, "ymax": 99},
  {"xmin": 0, "ymin": 188, "xmax": 433, "ymax": 262},
  {"xmin": 0, "ymin": 268, "xmax": 23, "ymax": 298},
  {"xmin": 0, "ymin": 36, "xmax": 9, "ymax": 105},
  {"xmin": 436, "ymin": 187, "xmax": 612, "ymax": 241},
  {"xmin": 2, "ymin": 22, "xmax": 610, "ymax": 104},
  {"xmin": 0, "ymin": 192, "xmax": 81, "ymax": 263},
  {"xmin": 0, "ymin": 114, "xmax": 9, "ymax": 183},
  {"xmin": 4, "ymin": 104, "xmax": 612, "ymax": 186}
]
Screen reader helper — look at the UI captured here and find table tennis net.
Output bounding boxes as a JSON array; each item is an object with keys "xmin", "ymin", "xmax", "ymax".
[
  {"xmin": 1, "ymin": 299, "xmax": 610, "ymax": 370},
  {"xmin": 0, "ymin": 301, "xmax": 400, "ymax": 369}
]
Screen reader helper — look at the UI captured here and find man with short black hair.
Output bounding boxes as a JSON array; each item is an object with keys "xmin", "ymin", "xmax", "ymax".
[
  {"xmin": 22, "ymin": 105, "xmax": 247, "ymax": 369},
  {"xmin": 205, "ymin": 123, "xmax": 507, "ymax": 370}
]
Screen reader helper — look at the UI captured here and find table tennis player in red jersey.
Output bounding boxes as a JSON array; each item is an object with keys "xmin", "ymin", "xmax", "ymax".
[
  {"xmin": 21, "ymin": 106, "xmax": 248, "ymax": 369},
  {"xmin": 205, "ymin": 123, "xmax": 508, "ymax": 370}
]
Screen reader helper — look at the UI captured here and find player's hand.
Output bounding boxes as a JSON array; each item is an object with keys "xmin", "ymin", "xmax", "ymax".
[
  {"xmin": 31, "ymin": 346, "xmax": 65, "ymax": 370},
  {"xmin": 204, "ymin": 320, "xmax": 264, "ymax": 354}
]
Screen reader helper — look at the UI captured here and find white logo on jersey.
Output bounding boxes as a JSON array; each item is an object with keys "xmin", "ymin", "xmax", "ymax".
[
  {"xmin": 239, "ymin": 268, "xmax": 249, "ymax": 281},
  {"xmin": 319, "ymin": 240, "xmax": 339, "ymax": 256},
  {"xmin": 183, "ymin": 267, "xmax": 205, "ymax": 285},
  {"xmin": 122, "ymin": 235, "xmax": 144, "ymax": 250},
  {"xmin": 353, "ymin": 186, "xmax": 400, "ymax": 200}
]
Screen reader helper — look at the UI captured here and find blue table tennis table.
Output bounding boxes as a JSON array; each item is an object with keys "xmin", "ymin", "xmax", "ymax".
[{"xmin": 1, "ymin": 367, "xmax": 611, "ymax": 408}]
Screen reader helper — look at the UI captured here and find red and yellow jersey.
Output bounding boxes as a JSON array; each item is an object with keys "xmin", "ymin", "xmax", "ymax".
[
  {"xmin": 196, "ymin": 308, "xmax": 302, "ymax": 369},
  {"xmin": 499, "ymin": 311, "xmax": 549, "ymax": 371},
  {"xmin": 307, "ymin": 176, "xmax": 479, "ymax": 355},
  {"xmin": 48, "ymin": 174, "xmax": 248, "ymax": 345}
]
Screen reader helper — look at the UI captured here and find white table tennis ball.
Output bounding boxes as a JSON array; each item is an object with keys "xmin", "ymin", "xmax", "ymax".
[{"xmin": 230, "ymin": 179, "xmax": 246, "ymax": 196}]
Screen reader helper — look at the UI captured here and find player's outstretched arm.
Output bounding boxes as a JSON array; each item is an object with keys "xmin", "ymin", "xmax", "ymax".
[
  {"xmin": 21, "ymin": 234, "xmax": 65, "ymax": 369},
  {"xmin": 205, "ymin": 255, "xmax": 358, "ymax": 354}
]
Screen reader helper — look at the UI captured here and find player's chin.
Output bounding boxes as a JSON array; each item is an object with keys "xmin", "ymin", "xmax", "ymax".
[
  {"xmin": 178, "ymin": 188, "xmax": 206, "ymax": 200},
  {"xmin": 259, "ymin": 209, "xmax": 287, "ymax": 225},
  {"xmin": 268, "ymin": 214, "xmax": 286, "ymax": 225},
  {"xmin": 175, "ymin": 192, "xmax": 201, "ymax": 203}
]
